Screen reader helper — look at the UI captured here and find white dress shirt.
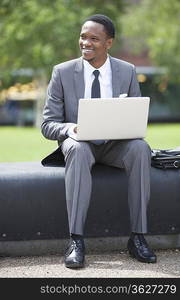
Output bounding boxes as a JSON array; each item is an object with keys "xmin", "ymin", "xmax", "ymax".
[
  {"xmin": 83, "ymin": 56, "xmax": 112, "ymax": 98},
  {"xmin": 68, "ymin": 56, "xmax": 112, "ymax": 138}
]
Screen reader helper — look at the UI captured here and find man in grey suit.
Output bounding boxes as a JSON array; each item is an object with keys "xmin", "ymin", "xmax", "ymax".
[{"xmin": 41, "ymin": 14, "xmax": 157, "ymax": 268}]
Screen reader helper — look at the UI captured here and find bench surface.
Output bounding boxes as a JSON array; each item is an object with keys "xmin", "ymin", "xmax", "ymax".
[{"xmin": 0, "ymin": 161, "xmax": 180, "ymax": 241}]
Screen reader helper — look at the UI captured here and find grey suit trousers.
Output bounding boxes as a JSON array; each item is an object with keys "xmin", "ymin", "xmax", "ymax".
[{"xmin": 61, "ymin": 138, "xmax": 151, "ymax": 236}]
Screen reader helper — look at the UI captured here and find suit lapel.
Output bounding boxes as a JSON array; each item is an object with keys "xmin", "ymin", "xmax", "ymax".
[
  {"xmin": 110, "ymin": 56, "xmax": 121, "ymax": 97},
  {"xmin": 74, "ymin": 57, "xmax": 85, "ymax": 101},
  {"xmin": 74, "ymin": 56, "xmax": 122, "ymax": 100}
]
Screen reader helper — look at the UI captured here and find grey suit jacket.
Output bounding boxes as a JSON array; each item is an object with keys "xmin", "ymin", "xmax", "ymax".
[{"xmin": 41, "ymin": 56, "xmax": 141, "ymax": 165}]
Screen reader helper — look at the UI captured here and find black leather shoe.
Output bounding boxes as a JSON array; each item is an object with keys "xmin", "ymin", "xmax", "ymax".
[
  {"xmin": 64, "ymin": 238, "xmax": 85, "ymax": 268},
  {"xmin": 127, "ymin": 233, "xmax": 157, "ymax": 263}
]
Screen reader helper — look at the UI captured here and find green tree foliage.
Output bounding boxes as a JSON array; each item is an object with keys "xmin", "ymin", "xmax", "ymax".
[
  {"xmin": 121, "ymin": 0, "xmax": 180, "ymax": 83},
  {"xmin": 0, "ymin": 0, "xmax": 125, "ymax": 127},
  {"xmin": 0, "ymin": 0, "xmax": 124, "ymax": 77}
]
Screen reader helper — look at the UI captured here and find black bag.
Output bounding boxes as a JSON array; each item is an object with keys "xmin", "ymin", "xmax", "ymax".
[{"xmin": 151, "ymin": 148, "xmax": 180, "ymax": 169}]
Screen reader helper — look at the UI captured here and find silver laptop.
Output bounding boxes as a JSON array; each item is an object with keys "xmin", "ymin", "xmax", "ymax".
[{"xmin": 75, "ymin": 97, "xmax": 150, "ymax": 141}]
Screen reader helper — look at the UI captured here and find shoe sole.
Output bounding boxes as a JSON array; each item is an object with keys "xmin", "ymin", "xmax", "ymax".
[{"xmin": 65, "ymin": 262, "xmax": 85, "ymax": 269}]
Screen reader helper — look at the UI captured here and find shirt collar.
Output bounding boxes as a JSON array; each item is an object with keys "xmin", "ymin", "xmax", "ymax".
[{"xmin": 83, "ymin": 56, "xmax": 111, "ymax": 77}]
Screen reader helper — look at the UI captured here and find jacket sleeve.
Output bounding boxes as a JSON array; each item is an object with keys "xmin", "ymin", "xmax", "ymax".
[
  {"xmin": 41, "ymin": 65, "xmax": 75, "ymax": 141},
  {"xmin": 128, "ymin": 66, "xmax": 141, "ymax": 97}
]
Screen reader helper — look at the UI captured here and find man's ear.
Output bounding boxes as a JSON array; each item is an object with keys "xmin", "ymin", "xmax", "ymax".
[{"xmin": 106, "ymin": 38, "xmax": 113, "ymax": 50}]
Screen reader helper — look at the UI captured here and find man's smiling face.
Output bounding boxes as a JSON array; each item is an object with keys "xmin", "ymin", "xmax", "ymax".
[{"xmin": 79, "ymin": 21, "xmax": 113, "ymax": 68}]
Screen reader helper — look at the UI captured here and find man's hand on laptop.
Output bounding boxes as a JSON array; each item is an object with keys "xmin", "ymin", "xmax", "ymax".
[{"xmin": 67, "ymin": 124, "xmax": 78, "ymax": 140}]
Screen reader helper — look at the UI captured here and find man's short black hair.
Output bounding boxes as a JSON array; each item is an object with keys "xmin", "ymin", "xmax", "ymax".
[{"xmin": 83, "ymin": 14, "xmax": 115, "ymax": 38}]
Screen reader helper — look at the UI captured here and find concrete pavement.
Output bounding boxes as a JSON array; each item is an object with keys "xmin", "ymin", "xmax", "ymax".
[
  {"xmin": 0, "ymin": 248, "xmax": 179, "ymax": 278},
  {"xmin": 0, "ymin": 235, "xmax": 180, "ymax": 278}
]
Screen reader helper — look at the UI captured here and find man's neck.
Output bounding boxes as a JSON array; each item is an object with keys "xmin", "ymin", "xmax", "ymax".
[{"xmin": 85, "ymin": 55, "xmax": 108, "ymax": 69}]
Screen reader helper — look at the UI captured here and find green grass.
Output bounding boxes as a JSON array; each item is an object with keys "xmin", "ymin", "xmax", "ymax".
[
  {"xmin": 0, "ymin": 126, "xmax": 57, "ymax": 162},
  {"xmin": 0, "ymin": 124, "xmax": 180, "ymax": 162},
  {"xmin": 146, "ymin": 123, "xmax": 180, "ymax": 149}
]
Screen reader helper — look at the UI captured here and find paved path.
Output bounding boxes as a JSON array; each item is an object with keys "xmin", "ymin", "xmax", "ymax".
[{"xmin": 0, "ymin": 249, "xmax": 179, "ymax": 278}]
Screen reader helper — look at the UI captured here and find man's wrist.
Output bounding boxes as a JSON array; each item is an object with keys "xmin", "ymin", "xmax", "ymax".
[{"xmin": 67, "ymin": 124, "xmax": 77, "ymax": 137}]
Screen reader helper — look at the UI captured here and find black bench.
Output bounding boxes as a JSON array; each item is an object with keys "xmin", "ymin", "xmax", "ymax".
[{"xmin": 0, "ymin": 161, "xmax": 180, "ymax": 244}]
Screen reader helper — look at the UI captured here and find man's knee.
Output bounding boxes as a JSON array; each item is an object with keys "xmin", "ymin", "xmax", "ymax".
[
  {"xmin": 68, "ymin": 141, "xmax": 90, "ymax": 154},
  {"xmin": 65, "ymin": 140, "xmax": 94, "ymax": 163},
  {"xmin": 128, "ymin": 139, "xmax": 151, "ymax": 157}
]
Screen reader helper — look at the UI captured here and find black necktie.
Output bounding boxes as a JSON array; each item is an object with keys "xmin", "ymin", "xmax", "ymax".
[
  {"xmin": 91, "ymin": 70, "xmax": 101, "ymax": 98},
  {"xmin": 90, "ymin": 70, "xmax": 106, "ymax": 145}
]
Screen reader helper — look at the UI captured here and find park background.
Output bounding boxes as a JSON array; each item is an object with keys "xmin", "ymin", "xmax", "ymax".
[{"xmin": 0, "ymin": 0, "xmax": 180, "ymax": 162}]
